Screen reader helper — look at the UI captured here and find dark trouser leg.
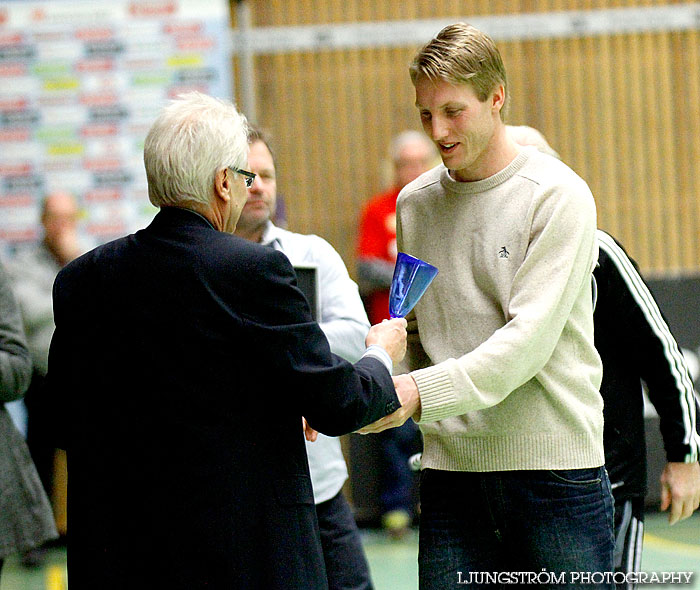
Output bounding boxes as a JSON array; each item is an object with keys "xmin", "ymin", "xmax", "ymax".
[
  {"xmin": 613, "ymin": 497, "xmax": 644, "ymax": 590},
  {"xmin": 418, "ymin": 470, "xmax": 503, "ymax": 590},
  {"xmin": 24, "ymin": 373, "xmax": 55, "ymax": 498},
  {"xmin": 316, "ymin": 491, "xmax": 374, "ymax": 590}
]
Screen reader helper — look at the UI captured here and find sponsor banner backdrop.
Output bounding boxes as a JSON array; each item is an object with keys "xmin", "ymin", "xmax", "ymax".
[{"xmin": 0, "ymin": 0, "xmax": 231, "ymax": 249}]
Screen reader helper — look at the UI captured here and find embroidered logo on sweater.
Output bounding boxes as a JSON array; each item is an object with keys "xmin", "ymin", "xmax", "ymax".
[{"xmin": 499, "ymin": 246, "xmax": 510, "ymax": 259}]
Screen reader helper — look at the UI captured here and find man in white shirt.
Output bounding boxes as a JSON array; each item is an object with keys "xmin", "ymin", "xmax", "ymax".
[{"xmin": 235, "ymin": 127, "xmax": 375, "ymax": 590}]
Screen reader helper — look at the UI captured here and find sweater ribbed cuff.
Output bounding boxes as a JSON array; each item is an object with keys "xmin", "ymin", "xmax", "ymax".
[{"xmin": 411, "ymin": 365, "xmax": 459, "ymax": 423}]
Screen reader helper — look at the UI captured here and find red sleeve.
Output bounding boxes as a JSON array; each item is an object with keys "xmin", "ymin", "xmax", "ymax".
[{"xmin": 357, "ymin": 190, "xmax": 398, "ymax": 261}]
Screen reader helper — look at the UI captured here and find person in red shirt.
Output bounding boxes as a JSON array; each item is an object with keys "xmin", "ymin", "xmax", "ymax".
[
  {"xmin": 356, "ymin": 131, "xmax": 437, "ymax": 537},
  {"xmin": 357, "ymin": 131, "xmax": 438, "ymax": 325}
]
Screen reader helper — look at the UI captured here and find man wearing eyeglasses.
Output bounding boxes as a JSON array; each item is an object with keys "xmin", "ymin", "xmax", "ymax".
[
  {"xmin": 234, "ymin": 126, "xmax": 378, "ymax": 590},
  {"xmin": 44, "ymin": 92, "xmax": 407, "ymax": 590}
]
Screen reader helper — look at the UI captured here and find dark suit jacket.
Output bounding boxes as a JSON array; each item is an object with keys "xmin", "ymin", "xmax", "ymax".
[{"xmin": 46, "ymin": 207, "xmax": 399, "ymax": 589}]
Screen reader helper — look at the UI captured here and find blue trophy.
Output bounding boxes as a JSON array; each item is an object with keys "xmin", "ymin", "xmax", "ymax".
[{"xmin": 389, "ymin": 252, "xmax": 439, "ymax": 318}]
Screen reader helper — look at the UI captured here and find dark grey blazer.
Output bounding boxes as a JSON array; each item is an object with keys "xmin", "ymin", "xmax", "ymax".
[{"xmin": 0, "ymin": 259, "xmax": 57, "ymax": 560}]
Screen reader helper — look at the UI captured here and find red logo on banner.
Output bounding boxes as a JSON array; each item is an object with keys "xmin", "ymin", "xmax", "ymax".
[
  {"xmin": 81, "ymin": 124, "xmax": 119, "ymax": 138},
  {"xmin": 167, "ymin": 85, "xmax": 206, "ymax": 98},
  {"xmin": 176, "ymin": 37, "xmax": 214, "ymax": 51},
  {"xmin": 0, "ymin": 229, "xmax": 39, "ymax": 242},
  {"xmin": 75, "ymin": 28, "xmax": 114, "ymax": 41},
  {"xmin": 0, "ymin": 194, "xmax": 34, "ymax": 207},
  {"xmin": 76, "ymin": 59, "xmax": 115, "ymax": 73},
  {"xmin": 88, "ymin": 222, "xmax": 127, "ymax": 237},
  {"xmin": 83, "ymin": 158, "xmax": 122, "ymax": 171},
  {"xmin": 0, "ymin": 97, "xmax": 27, "ymax": 110},
  {"xmin": 0, "ymin": 64, "xmax": 27, "ymax": 76},
  {"xmin": 85, "ymin": 189, "xmax": 122, "ymax": 202},
  {"xmin": 0, "ymin": 129, "xmax": 30, "ymax": 142},
  {"xmin": 30, "ymin": 8, "xmax": 46, "ymax": 22},
  {"xmin": 80, "ymin": 93, "xmax": 118, "ymax": 106},
  {"xmin": 0, "ymin": 163, "xmax": 32, "ymax": 176},
  {"xmin": 0, "ymin": 32, "xmax": 22, "ymax": 45},
  {"xmin": 128, "ymin": 2, "xmax": 177, "ymax": 17},
  {"xmin": 163, "ymin": 23, "xmax": 202, "ymax": 35}
]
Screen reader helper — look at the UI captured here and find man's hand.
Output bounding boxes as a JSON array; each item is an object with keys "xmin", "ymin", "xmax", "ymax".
[
  {"xmin": 660, "ymin": 461, "xmax": 700, "ymax": 525},
  {"xmin": 365, "ymin": 318, "xmax": 407, "ymax": 364},
  {"xmin": 302, "ymin": 418, "xmax": 318, "ymax": 442},
  {"xmin": 357, "ymin": 374, "xmax": 421, "ymax": 434}
]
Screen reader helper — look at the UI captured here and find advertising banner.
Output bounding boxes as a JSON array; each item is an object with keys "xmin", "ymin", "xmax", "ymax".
[{"xmin": 0, "ymin": 0, "xmax": 231, "ymax": 250}]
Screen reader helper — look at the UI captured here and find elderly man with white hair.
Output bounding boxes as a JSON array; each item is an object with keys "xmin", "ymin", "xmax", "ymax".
[{"xmin": 44, "ymin": 92, "xmax": 407, "ymax": 590}]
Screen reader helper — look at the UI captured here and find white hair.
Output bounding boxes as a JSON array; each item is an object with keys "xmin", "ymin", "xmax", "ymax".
[
  {"xmin": 390, "ymin": 129, "xmax": 435, "ymax": 163},
  {"xmin": 506, "ymin": 125, "xmax": 561, "ymax": 159},
  {"xmin": 144, "ymin": 92, "xmax": 249, "ymax": 208}
]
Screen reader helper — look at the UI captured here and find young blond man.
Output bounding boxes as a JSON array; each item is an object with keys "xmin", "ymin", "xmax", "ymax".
[{"xmin": 360, "ymin": 24, "xmax": 614, "ymax": 588}]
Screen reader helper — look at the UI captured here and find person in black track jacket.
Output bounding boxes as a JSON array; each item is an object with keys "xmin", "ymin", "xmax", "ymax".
[
  {"xmin": 594, "ymin": 229, "xmax": 700, "ymax": 579},
  {"xmin": 508, "ymin": 126, "xmax": 700, "ymax": 584}
]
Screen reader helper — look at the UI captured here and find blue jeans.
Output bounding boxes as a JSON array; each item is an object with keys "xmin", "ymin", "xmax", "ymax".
[{"xmin": 418, "ymin": 468, "xmax": 615, "ymax": 589}]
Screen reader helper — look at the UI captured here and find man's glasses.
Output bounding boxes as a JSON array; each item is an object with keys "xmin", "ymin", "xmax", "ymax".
[{"xmin": 228, "ymin": 167, "xmax": 256, "ymax": 188}]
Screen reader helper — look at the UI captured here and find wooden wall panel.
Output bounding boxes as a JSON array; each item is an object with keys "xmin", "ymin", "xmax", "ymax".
[
  {"xmin": 232, "ymin": 0, "xmax": 700, "ymax": 276},
  {"xmin": 674, "ymin": 29, "xmax": 700, "ymax": 269}
]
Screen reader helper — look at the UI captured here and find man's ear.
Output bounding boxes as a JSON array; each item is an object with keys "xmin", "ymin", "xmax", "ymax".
[
  {"xmin": 214, "ymin": 168, "xmax": 231, "ymax": 203},
  {"xmin": 492, "ymin": 84, "xmax": 506, "ymax": 114}
]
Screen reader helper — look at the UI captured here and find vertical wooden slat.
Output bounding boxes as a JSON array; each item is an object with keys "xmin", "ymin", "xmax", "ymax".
[
  {"xmin": 690, "ymin": 27, "xmax": 700, "ymax": 268},
  {"xmin": 592, "ymin": 0, "xmax": 621, "ymax": 240},
  {"xmin": 505, "ymin": 0, "xmax": 528, "ymax": 131},
  {"xmin": 653, "ymin": 30, "xmax": 681, "ymax": 272},
  {"xmin": 611, "ymin": 30, "xmax": 636, "ymax": 256},
  {"xmin": 622, "ymin": 29, "xmax": 652, "ymax": 269},
  {"xmin": 639, "ymin": 28, "xmax": 663, "ymax": 271},
  {"xmin": 580, "ymin": 1, "xmax": 603, "ymax": 226},
  {"xmin": 674, "ymin": 28, "xmax": 700, "ymax": 268},
  {"xmin": 283, "ymin": 2, "xmax": 314, "ymax": 233},
  {"xmin": 551, "ymin": 0, "xmax": 575, "ymax": 168},
  {"xmin": 528, "ymin": 0, "xmax": 557, "ymax": 148}
]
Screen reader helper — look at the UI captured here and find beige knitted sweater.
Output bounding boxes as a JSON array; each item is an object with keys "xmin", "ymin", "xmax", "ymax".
[{"xmin": 396, "ymin": 146, "xmax": 604, "ymax": 472}]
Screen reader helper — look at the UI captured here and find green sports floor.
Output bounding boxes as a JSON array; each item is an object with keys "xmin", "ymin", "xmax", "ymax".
[{"xmin": 1, "ymin": 510, "xmax": 698, "ymax": 589}]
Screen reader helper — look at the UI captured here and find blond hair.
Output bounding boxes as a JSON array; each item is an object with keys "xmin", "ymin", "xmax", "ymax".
[{"xmin": 410, "ymin": 23, "xmax": 509, "ymax": 120}]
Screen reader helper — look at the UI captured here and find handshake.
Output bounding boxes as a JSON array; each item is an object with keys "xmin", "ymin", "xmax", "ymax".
[
  {"xmin": 361, "ymin": 318, "xmax": 421, "ymax": 434},
  {"xmin": 303, "ymin": 317, "xmax": 416, "ymax": 442},
  {"xmin": 303, "ymin": 317, "xmax": 420, "ymax": 442}
]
